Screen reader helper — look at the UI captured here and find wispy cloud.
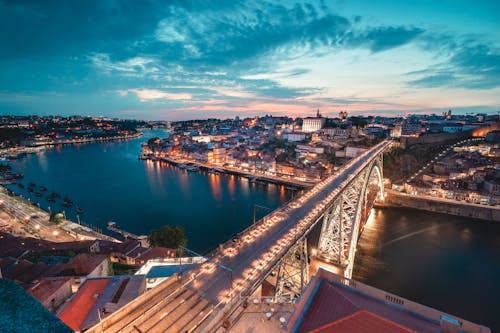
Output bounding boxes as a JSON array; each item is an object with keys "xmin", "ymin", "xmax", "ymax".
[{"xmin": 120, "ymin": 89, "xmax": 192, "ymax": 101}]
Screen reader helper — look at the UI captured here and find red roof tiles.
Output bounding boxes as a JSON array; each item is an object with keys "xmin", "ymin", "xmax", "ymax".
[
  {"xmin": 308, "ymin": 310, "xmax": 417, "ymax": 333},
  {"xmin": 58, "ymin": 278, "xmax": 110, "ymax": 331}
]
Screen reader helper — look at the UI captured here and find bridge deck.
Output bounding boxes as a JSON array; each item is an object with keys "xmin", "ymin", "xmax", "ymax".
[{"xmin": 90, "ymin": 141, "xmax": 391, "ymax": 332}]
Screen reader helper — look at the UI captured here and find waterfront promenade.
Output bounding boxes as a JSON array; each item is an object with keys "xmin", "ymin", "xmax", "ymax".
[
  {"xmin": 0, "ymin": 186, "xmax": 116, "ymax": 242},
  {"xmin": 141, "ymin": 155, "xmax": 316, "ymax": 189}
]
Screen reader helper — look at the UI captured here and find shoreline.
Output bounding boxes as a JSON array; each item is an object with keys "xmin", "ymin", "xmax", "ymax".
[
  {"xmin": 0, "ymin": 186, "xmax": 118, "ymax": 243},
  {"xmin": 23, "ymin": 132, "xmax": 143, "ymax": 147},
  {"xmin": 0, "ymin": 132, "xmax": 143, "ymax": 161},
  {"xmin": 139, "ymin": 154, "xmax": 316, "ymax": 189}
]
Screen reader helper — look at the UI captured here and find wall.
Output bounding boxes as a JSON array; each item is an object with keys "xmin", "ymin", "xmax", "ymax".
[
  {"xmin": 380, "ymin": 190, "xmax": 500, "ymax": 222},
  {"xmin": 400, "ymin": 130, "xmax": 472, "ymax": 148}
]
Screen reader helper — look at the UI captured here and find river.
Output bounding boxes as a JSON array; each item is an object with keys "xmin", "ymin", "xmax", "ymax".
[{"xmin": 5, "ymin": 130, "xmax": 500, "ymax": 330}]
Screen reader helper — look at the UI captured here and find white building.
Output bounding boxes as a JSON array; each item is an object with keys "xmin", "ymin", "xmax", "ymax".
[{"xmin": 302, "ymin": 117, "xmax": 325, "ymax": 133}]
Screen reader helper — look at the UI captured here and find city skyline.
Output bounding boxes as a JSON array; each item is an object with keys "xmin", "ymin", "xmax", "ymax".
[{"xmin": 1, "ymin": 0, "xmax": 499, "ymax": 120}]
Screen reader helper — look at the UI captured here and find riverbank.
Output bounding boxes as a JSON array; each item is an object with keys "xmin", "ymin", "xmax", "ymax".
[
  {"xmin": 139, "ymin": 154, "xmax": 315, "ymax": 189},
  {"xmin": 24, "ymin": 132, "xmax": 143, "ymax": 147},
  {"xmin": 0, "ymin": 186, "xmax": 117, "ymax": 242},
  {"xmin": 376, "ymin": 189, "xmax": 500, "ymax": 221}
]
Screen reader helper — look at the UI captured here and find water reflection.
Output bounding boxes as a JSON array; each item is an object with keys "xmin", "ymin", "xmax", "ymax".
[
  {"xmin": 354, "ymin": 208, "xmax": 500, "ymax": 331},
  {"xmin": 208, "ymin": 173, "xmax": 222, "ymax": 202}
]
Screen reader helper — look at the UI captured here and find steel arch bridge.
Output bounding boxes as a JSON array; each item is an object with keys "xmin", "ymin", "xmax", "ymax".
[{"xmin": 86, "ymin": 140, "xmax": 392, "ymax": 333}]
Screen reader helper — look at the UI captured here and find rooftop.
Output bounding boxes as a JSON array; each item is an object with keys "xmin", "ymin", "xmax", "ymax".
[
  {"xmin": 57, "ymin": 277, "xmax": 110, "ymax": 331},
  {"xmin": 288, "ymin": 268, "xmax": 490, "ymax": 333},
  {"xmin": 58, "ymin": 275, "xmax": 146, "ymax": 331},
  {"xmin": 28, "ymin": 276, "xmax": 73, "ymax": 304}
]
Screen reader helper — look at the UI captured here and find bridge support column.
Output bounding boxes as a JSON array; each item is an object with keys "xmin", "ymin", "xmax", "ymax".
[{"xmin": 275, "ymin": 238, "xmax": 309, "ymax": 301}]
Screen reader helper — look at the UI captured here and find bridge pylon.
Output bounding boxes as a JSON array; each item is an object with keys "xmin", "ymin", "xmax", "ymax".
[{"xmin": 274, "ymin": 238, "xmax": 309, "ymax": 301}]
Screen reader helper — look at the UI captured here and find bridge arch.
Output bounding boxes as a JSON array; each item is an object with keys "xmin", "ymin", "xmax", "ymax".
[{"xmin": 317, "ymin": 155, "xmax": 384, "ymax": 278}]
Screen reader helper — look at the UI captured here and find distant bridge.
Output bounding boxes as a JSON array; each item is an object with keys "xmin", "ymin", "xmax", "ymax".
[{"xmin": 87, "ymin": 140, "xmax": 392, "ymax": 333}]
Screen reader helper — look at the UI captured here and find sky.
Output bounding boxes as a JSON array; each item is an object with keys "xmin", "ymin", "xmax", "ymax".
[{"xmin": 0, "ymin": 0, "xmax": 499, "ymax": 120}]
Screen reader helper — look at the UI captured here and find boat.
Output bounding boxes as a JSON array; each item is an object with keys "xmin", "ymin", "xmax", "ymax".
[
  {"xmin": 76, "ymin": 207, "xmax": 84, "ymax": 214},
  {"xmin": 34, "ymin": 192, "xmax": 42, "ymax": 197},
  {"xmin": 178, "ymin": 164, "xmax": 187, "ymax": 169},
  {"xmin": 50, "ymin": 192, "xmax": 61, "ymax": 198},
  {"xmin": 63, "ymin": 199, "xmax": 73, "ymax": 207},
  {"xmin": 46, "ymin": 197, "xmax": 55, "ymax": 202},
  {"xmin": 27, "ymin": 187, "xmax": 33, "ymax": 193},
  {"xmin": 17, "ymin": 183, "xmax": 25, "ymax": 188},
  {"xmin": 40, "ymin": 186, "xmax": 47, "ymax": 191}
]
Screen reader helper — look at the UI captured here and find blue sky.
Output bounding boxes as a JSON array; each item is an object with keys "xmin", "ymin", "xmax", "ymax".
[{"xmin": 0, "ymin": 0, "xmax": 499, "ymax": 120}]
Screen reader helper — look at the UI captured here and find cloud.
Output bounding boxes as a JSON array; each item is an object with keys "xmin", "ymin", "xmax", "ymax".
[
  {"xmin": 121, "ymin": 89, "xmax": 192, "ymax": 101},
  {"xmin": 407, "ymin": 38, "xmax": 500, "ymax": 89},
  {"xmin": 346, "ymin": 26, "xmax": 425, "ymax": 53}
]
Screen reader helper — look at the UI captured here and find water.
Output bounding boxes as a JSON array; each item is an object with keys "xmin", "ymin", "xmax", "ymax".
[
  {"xmin": 353, "ymin": 208, "xmax": 500, "ymax": 331},
  {"xmin": 6, "ymin": 130, "xmax": 293, "ymax": 253},
  {"xmin": 6, "ymin": 132, "xmax": 500, "ymax": 330}
]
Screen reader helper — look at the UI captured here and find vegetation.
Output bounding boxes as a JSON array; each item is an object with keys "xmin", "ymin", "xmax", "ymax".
[
  {"xmin": 49, "ymin": 212, "xmax": 64, "ymax": 224},
  {"xmin": 384, "ymin": 143, "xmax": 449, "ymax": 183},
  {"xmin": 112, "ymin": 262, "xmax": 138, "ymax": 275},
  {"xmin": 149, "ymin": 224, "xmax": 187, "ymax": 248}
]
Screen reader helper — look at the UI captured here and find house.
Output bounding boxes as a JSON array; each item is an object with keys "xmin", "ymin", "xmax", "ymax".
[
  {"xmin": 28, "ymin": 276, "xmax": 73, "ymax": 313},
  {"xmin": 57, "ymin": 253, "xmax": 109, "ymax": 278}
]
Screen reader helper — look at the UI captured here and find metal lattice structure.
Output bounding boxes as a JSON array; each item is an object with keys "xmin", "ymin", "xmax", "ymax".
[
  {"xmin": 275, "ymin": 238, "xmax": 308, "ymax": 300},
  {"xmin": 317, "ymin": 155, "xmax": 384, "ymax": 278}
]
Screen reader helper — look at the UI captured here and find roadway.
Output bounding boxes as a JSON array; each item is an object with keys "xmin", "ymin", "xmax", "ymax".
[{"xmin": 93, "ymin": 140, "xmax": 391, "ymax": 332}]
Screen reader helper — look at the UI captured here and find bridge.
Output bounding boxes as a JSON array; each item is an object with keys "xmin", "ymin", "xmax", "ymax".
[{"xmin": 86, "ymin": 140, "xmax": 391, "ymax": 333}]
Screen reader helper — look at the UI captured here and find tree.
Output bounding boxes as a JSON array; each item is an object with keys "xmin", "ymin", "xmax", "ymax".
[{"xmin": 149, "ymin": 225, "xmax": 187, "ymax": 248}]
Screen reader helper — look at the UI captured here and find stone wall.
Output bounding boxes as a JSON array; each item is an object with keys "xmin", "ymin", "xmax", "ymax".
[{"xmin": 379, "ymin": 190, "xmax": 500, "ymax": 222}]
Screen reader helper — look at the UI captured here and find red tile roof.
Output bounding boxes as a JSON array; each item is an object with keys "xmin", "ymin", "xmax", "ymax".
[
  {"xmin": 59, "ymin": 253, "xmax": 107, "ymax": 276},
  {"xmin": 298, "ymin": 280, "xmax": 359, "ymax": 332},
  {"xmin": 297, "ymin": 279, "xmax": 440, "ymax": 333},
  {"xmin": 308, "ymin": 310, "xmax": 417, "ymax": 333},
  {"xmin": 58, "ymin": 278, "xmax": 110, "ymax": 331},
  {"xmin": 135, "ymin": 247, "xmax": 176, "ymax": 262}
]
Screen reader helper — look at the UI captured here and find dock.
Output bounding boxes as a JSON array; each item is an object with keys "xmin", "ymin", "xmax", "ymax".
[{"xmin": 107, "ymin": 221, "xmax": 147, "ymax": 242}]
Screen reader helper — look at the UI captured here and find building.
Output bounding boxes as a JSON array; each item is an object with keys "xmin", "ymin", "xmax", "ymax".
[
  {"xmin": 484, "ymin": 180, "xmax": 500, "ymax": 195},
  {"xmin": 57, "ymin": 253, "xmax": 109, "ymax": 278},
  {"xmin": 345, "ymin": 146, "xmax": 368, "ymax": 158},
  {"xmin": 283, "ymin": 132, "xmax": 307, "ymax": 142},
  {"xmin": 57, "ymin": 275, "xmax": 146, "ymax": 332},
  {"xmin": 302, "ymin": 118, "xmax": 325, "ymax": 133},
  {"xmin": 287, "ymin": 268, "xmax": 490, "ymax": 333},
  {"xmin": 392, "ymin": 122, "xmax": 423, "ymax": 137},
  {"xmin": 28, "ymin": 276, "xmax": 73, "ymax": 313}
]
